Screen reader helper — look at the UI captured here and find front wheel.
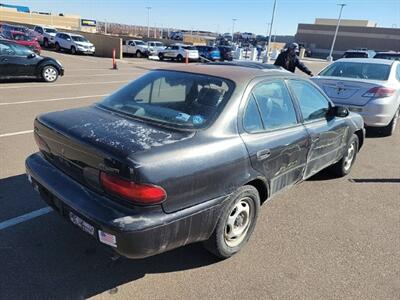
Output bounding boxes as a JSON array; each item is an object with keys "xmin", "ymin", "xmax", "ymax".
[
  {"xmin": 55, "ymin": 42, "xmax": 61, "ymax": 52},
  {"xmin": 42, "ymin": 65, "xmax": 59, "ymax": 82},
  {"xmin": 203, "ymin": 185, "xmax": 260, "ymax": 259},
  {"xmin": 43, "ymin": 39, "xmax": 49, "ymax": 48},
  {"xmin": 136, "ymin": 50, "xmax": 142, "ymax": 58},
  {"xmin": 328, "ymin": 134, "xmax": 359, "ymax": 177},
  {"xmin": 176, "ymin": 54, "xmax": 183, "ymax": 62},
  {"xmin": 158, "ymin": 53, "xmax": 164, "ymax": 61},
  {"xmin": 71, "ymin": 46, "xmax": 77, "ymax": 55}
]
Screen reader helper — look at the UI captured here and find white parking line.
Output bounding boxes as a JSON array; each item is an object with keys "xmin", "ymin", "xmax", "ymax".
[
  {"xmin": 0, "ymin": 80, "xmax": 129, "ymax": 90},
  {"xmin": 0, "ymin": 207, "xmax": 53, "ymax": 231},
  {"xmin": 0, "ymin": 130, "xmax": 33, "ymax": 138},
  {"xmin": 64, "ymin": 73, "xmax": 139, "ymax": 78},
  {"xmin": 0, "ymin": 94, "xmax": 109, "ymax": 106}
]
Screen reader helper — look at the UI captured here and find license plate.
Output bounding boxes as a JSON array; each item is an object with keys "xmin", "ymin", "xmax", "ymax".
[{"xmin": 69, "ymin": 211, "xmax": 94, "ymax": 236}]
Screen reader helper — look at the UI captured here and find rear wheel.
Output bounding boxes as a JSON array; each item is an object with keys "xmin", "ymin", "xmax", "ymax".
[
  {"xmin": 328, "ymin": 134, "xmax": 359, "ymax": 177},
  {"xmin": 71, "ymin": 46, "xmax": 77, "ymax": 55},
  {"xmin": 176, "ymin": 54, "xmax": 183, "ymax": 62},
  {"xmin": 42, "ymin": 65, "xmax": 59, "ymax": 82},
  {"xmin": 381, "ymin": 108, "xmax": 399, "ymax": 137},
  {"xmin": 158, "ymin": 53, "xmax": 164, "ymax": 61},
  {"xmin": 203, "ymin": 185, "xmax": 260, "ymax": 259}
]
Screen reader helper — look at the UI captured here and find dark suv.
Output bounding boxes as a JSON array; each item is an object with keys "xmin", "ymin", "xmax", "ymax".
[{"xmin": 26, "ymin": 64, "xmax": 364, "ymax": 260}]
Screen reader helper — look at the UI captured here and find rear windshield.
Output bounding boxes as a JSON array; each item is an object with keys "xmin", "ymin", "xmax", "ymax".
[
  {"xmin": 319, "ymin": 62, "xmax": 391, "ymax": 81},
  {"xmin": 374, "ymin": 53, "xmax": 400, "ymax": 61},
  {"xmin": 343, "ymin": 52, "xmax": 368, "ymax": 58},
  {"xmin": 182, "ymin": 46, "xmax": 196, "ymax": 50},
  {"xmin": 99, "ymin": 70, "xmax": 234, "ymax": 129}
]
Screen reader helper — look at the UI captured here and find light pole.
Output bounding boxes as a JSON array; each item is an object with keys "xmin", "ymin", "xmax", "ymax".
[
  {"xmin": 146, "ymin": 6, "xmax": 152, "ymax": 38},
  {"xmin": 232, "ymin": 18, "xmax": 237, "ymax": 42},
  {"xmin": 265, "ymin": 0, "xmax": 277, "ymax": 63},
  {"xmin": 327, "ymin": 4, "xmax": 346, "ymax": 62}
]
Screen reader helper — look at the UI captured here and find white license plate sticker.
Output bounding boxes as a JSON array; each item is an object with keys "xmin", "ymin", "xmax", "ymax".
[
  {"xmin": 98, "ymin": 230, "xmax": 117, "ymax": 248},
  {"xmin": 69, "ymin": 212, "xmax": 95, "ymax": 236}
]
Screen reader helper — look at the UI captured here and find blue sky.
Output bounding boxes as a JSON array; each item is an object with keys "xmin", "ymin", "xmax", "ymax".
[{"xmin": 3, "ymin": 0, "xmax": 400, "ymax": 35}]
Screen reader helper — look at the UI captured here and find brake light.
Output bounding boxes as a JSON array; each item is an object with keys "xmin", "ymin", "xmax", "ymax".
[
  {"xmin": 363, "ymin": 87, "xmax": 395, "ymax": 98},
  {"xmin": 100, "ymin": 172, "xmax": 166, "ymax": 204}
]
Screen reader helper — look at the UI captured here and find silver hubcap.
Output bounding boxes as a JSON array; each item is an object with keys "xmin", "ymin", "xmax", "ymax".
[
  {"xmin": 224, "ymin": 198, "xmax": 251, "ymax": 247},
  {"xmin": 43, "ymin": 67, "xmax": 57, "ymax": 82},
  {"xmin": 344, "ymin": 142, "xmax": 356, "ymax": 171}
]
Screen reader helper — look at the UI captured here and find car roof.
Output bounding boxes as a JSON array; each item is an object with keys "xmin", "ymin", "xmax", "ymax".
[
  {"xmin": 209, "ymin": 61, "xmax": 283, "ymax": 70},
  {"xmin": 154, "ymin": 64, "xmax": 292, "ymax": 84},
  {"xmin": 375, "ymin": 51, "xmax": 400, "ymax": 55},
  {"xmin": 336, "ymin": 58, "xmax": 395, "ymax": 65}
]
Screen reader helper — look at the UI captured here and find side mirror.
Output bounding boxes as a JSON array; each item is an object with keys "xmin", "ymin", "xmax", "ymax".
[
  {"xmin": 332, "ymin": 105, "xmax": 349, "ymax": 118},
  {"xmin": 27, "ymin": 53, "xmax": 36, "ymax": 59}
]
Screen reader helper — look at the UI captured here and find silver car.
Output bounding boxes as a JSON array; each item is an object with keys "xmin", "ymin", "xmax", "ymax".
[{"xmin": 312, "ymin": 58, "xmax": 400, "ymax": 136}]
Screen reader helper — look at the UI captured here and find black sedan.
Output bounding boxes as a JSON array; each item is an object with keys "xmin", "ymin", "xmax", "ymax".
[
  {"xmin": 26, "ymin": 64, "xmax": 365, "ymax": 259},
  {"xmin": 0, "ymin": 40, "xmax": 64, "ymax": 82}
]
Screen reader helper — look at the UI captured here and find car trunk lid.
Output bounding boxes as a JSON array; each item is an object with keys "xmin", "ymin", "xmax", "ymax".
[
  {"xmin": 34, "ymin": 106, "xmax": 192, "ymax": 185},
  {"xmin": 311, "ymin": 76, "xmax": 389, "ymax": 106}
]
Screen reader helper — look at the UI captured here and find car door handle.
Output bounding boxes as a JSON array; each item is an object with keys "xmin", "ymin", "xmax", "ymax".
[
  {"xmin": 257, "ymin": 149, "xmax": 271, "ymax": 160},
  {"xmin": 311, "ymin": 136, "xmax": 320, "ymax": 143},
  {"xmin": 1, "ymin": 58, "xmax": 8, "ymax": 62}
]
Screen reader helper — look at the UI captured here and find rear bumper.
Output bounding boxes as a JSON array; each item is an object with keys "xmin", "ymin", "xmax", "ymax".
[{"xmin": 25, "ymin": 153, "xmax": 226, "ymax": 259}]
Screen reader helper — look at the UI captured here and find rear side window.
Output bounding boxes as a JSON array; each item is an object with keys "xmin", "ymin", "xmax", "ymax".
[
  {"xmin": 252, "ymin": 81, "xmax": 298, "ymax": 131},
  {"xmin": 288, "ymin": 80, "xmax": 330, "ymax": 122},
  {"xmin": 374, "ymin": 53, "xmax": 400, "ymax": 61},
  {"xmin": 319, "ymin": 62, "xmax": 391, "ymax": 81},
  {"xmin": 243, "ymin": 95, "xmax": 263, "ymax": 133}
]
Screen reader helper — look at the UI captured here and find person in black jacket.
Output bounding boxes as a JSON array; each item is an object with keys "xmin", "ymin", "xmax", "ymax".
[{"xmin": 274, "ymin": 43, "xmax": 313, "ymax": 76}]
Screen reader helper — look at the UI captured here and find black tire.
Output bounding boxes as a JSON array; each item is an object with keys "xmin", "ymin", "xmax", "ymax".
[
  {"xmin": 203, "ymin": 185, "xmax": 260, "ymax": 259},
  {"xmin": 158, "ymin": 53, "xmax": 164, "ymax": 61},
  {"xmin": 328, "ymin": 134, "xmax": 359, "ymax": 177},
  {"xmin": 381, "ymin": 108, "xmax": 399, "ymax": 137},
  {"xmin": 71, "ymin": 46, "xmax": 77, "ymax": 55},
  {"xmin": 176, "ymin": 54, "xmax": 183, "ymax": 62},
  {"xmin": 43, "ymin": 38, "xmax": 49, "ymax": 48},
  {"xmin": 55, "ymin": 42, "xmax": 61, "ymax": 52},
  {"xmin": 41, "ymin": 65, "xmax": 59, "ymax": 82},
  {"xmin": 136, "ymin": 50, "xmax": 142, "ymax": 58}
]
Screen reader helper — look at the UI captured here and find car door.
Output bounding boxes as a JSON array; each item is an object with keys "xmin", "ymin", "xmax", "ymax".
[
  {"xmin": 8, "ymin": 43, "xmax": 39, "ymax": 76},
  {"xmin": 0, "ymin": 42, "xmax": 20, "ymax": 77},
  {"xmin": 240, "ymin": 79, "xmax": 310, "ymax": 196},
  {"xmin": 287, "ymin": 79, "xmax": 349, "ymax": 179}
]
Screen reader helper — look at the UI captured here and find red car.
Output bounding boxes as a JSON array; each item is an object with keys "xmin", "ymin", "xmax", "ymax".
[{"xmin": 2, "ymin": 31, "xmax": 41, "ymax": 54}]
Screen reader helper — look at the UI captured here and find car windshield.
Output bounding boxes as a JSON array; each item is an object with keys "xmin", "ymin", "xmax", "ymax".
[
  {"xmin": 44, "ymin": 28, "xmax": 57, "ymax": 33},
  {"xmin": 374, "ymin": 53, "xmax": 400, "ymax": 61},
  {"xmin": 71, "ymin": 36, "xmax": 89, "ymax": 42},
  {"xmin": 135, "ymin": 41, "xmax": 146, "ymax": 45},
  {"xmin": 183, "ymin": 46, "xmax": 196, "ymax": 50},
  {"xmin": 319, "ymin": 62, "xmax": 391, "ymax": 81},
  {"xmin": 99, "ymin": 70, "xmax": 234, "ymax": 129},
  {"xmin": 13, "ymin": 33, "xmax": 32, "ymax": 41},
  {"xmin": 155, "ymin": 42, "xmax": 163, "ymax": 47},
  {"xmin": 343, "ymin": 52, "xmax": 368, "ymax": 58}
]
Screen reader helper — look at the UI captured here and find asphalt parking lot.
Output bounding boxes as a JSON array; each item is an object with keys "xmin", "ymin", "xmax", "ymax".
[{"xmin": 0, "ymin": 52, "xmax": 399, "ymax": 300}]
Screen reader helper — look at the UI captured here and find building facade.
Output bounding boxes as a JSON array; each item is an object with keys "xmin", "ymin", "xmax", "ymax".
[{"xmin": 295, "ymin": 19, "xmax": 400, "ymax": 58}]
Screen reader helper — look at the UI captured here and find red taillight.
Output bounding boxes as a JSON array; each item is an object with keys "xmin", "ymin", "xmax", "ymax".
[
  {"xmin": 100, "ymin": 172, "xmax": 166, "ymax": 204},
  {"xmin": 363, "ymin": 87, "xmax": 395, "ymax": 98}
]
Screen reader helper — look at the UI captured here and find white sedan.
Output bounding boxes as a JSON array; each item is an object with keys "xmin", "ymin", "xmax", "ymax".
[{"xmin": 312, "ymin": 58, "xmax": 400, "ymax": 136}]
